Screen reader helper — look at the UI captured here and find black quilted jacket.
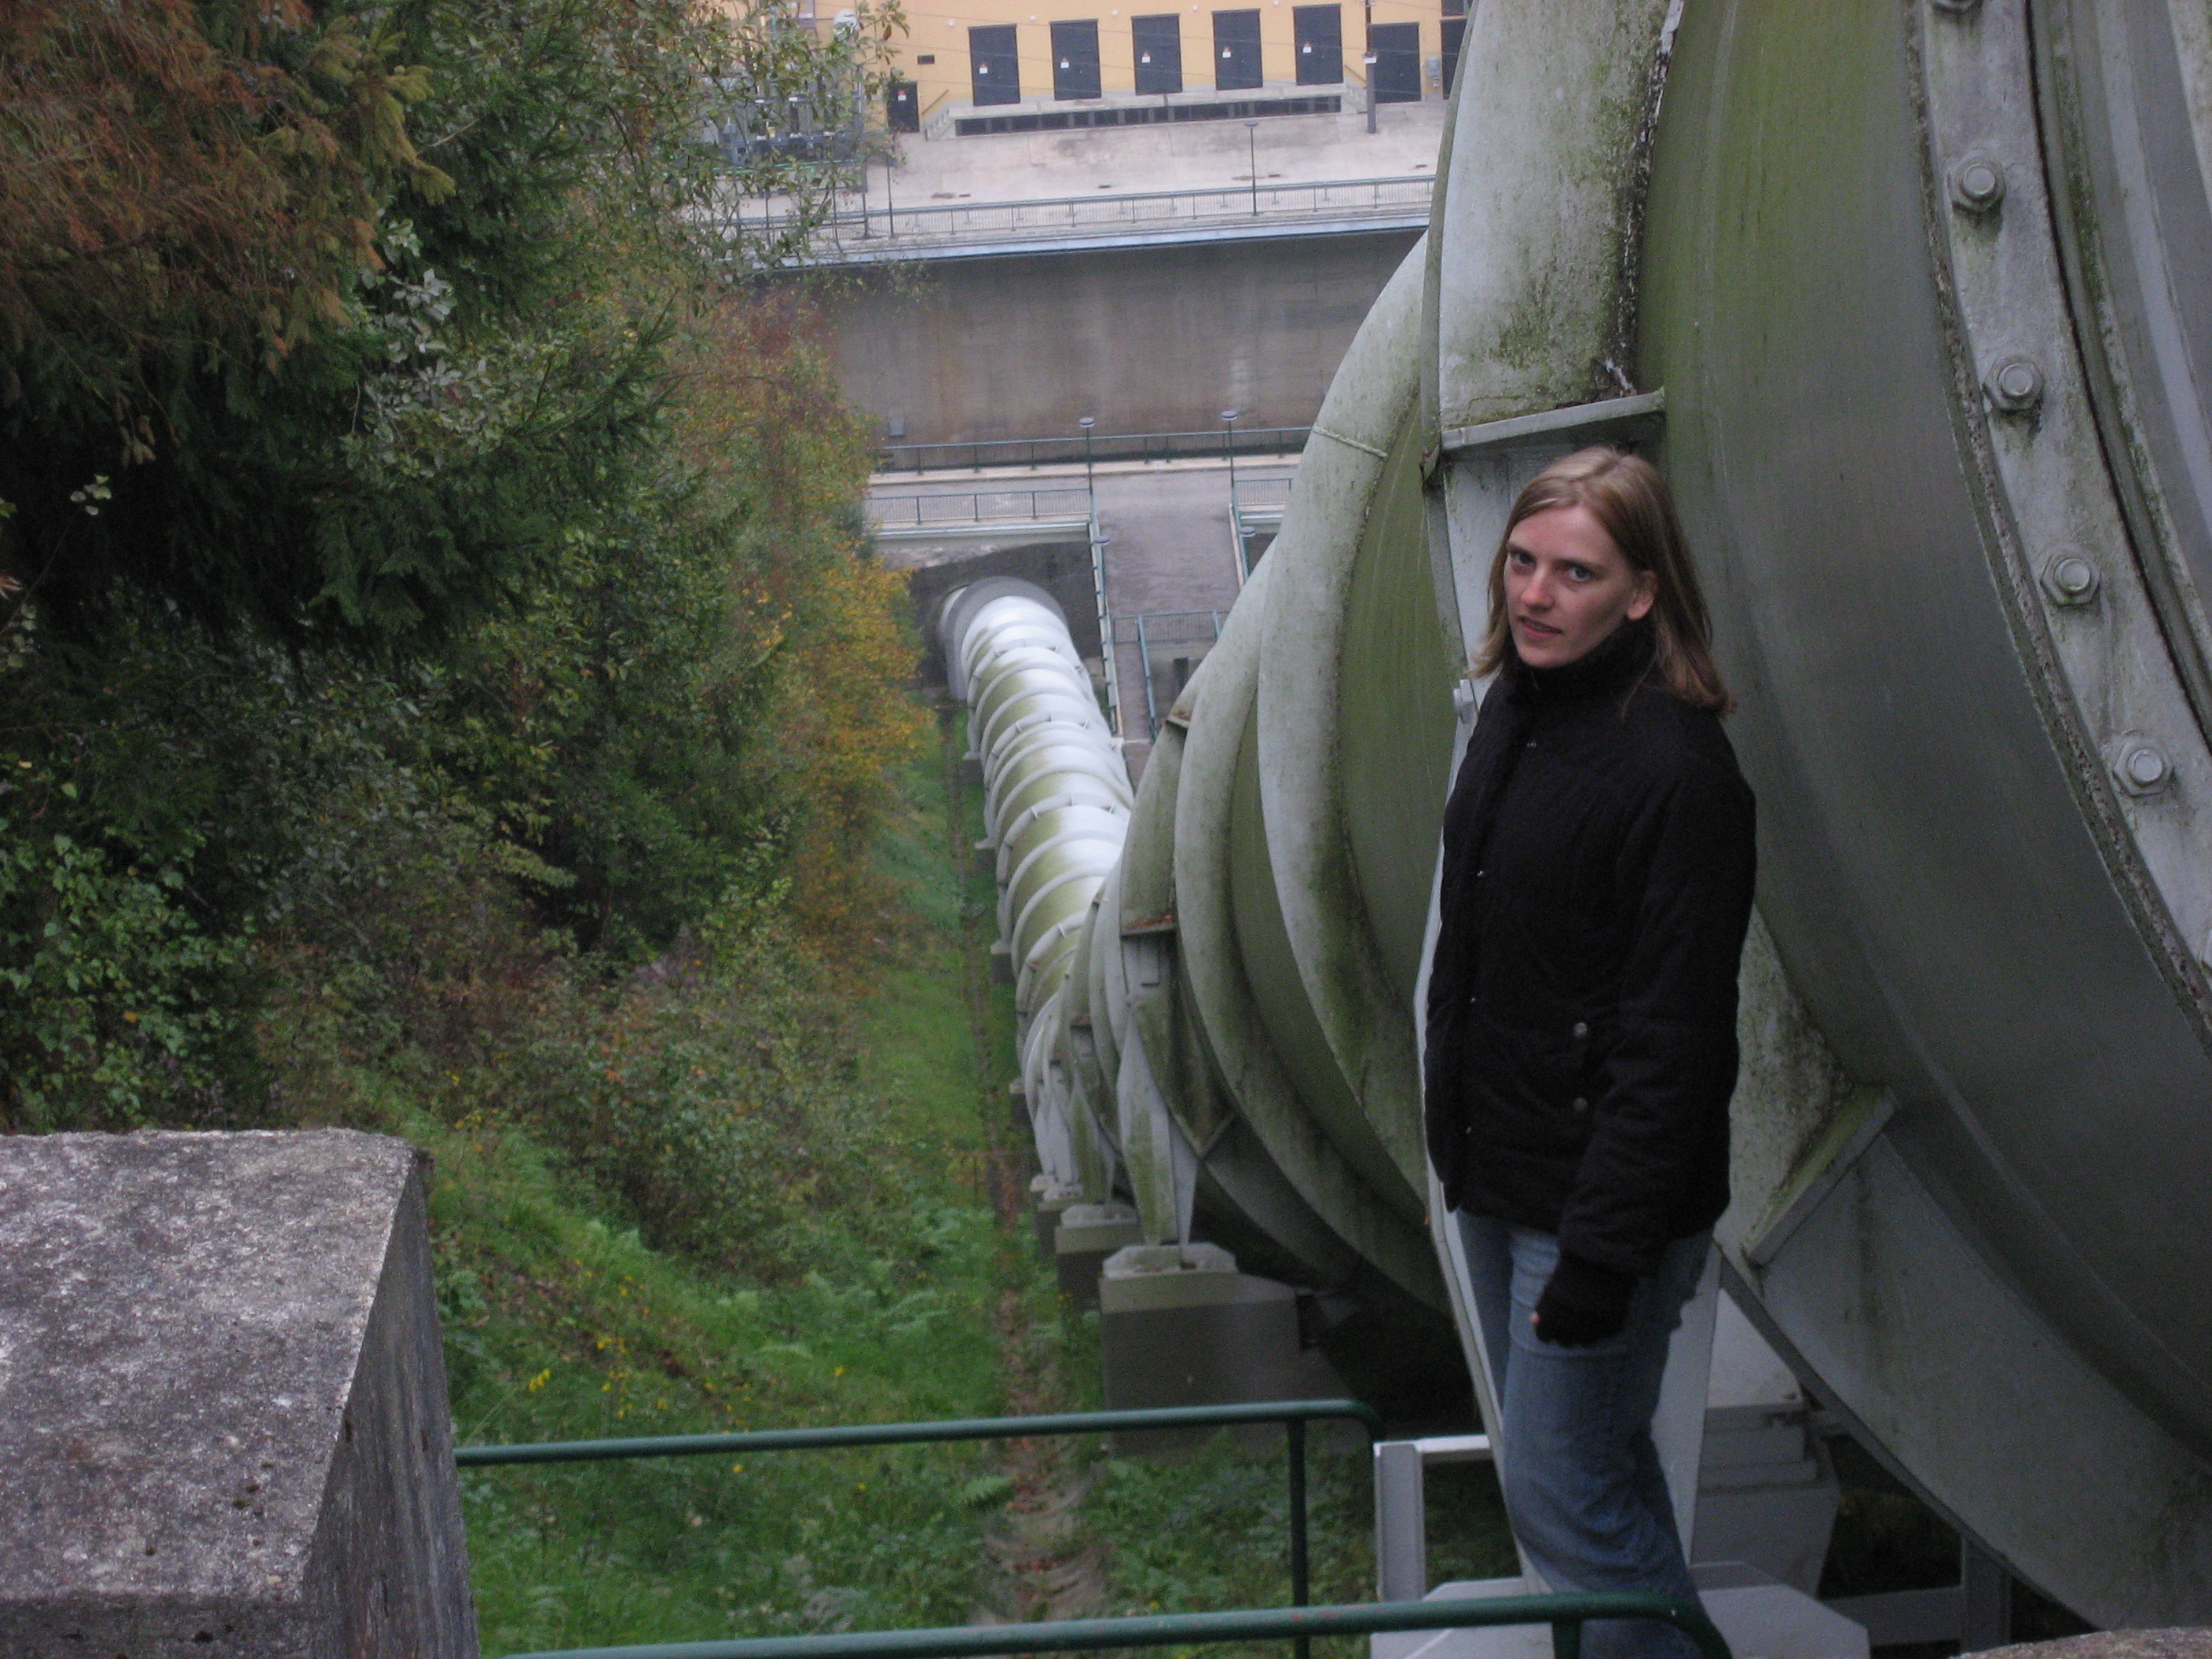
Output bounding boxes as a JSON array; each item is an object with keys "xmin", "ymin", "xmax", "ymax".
[{"xmin": 1423, "ymin": 622, "xmax": 1756, "ymax": 1277}]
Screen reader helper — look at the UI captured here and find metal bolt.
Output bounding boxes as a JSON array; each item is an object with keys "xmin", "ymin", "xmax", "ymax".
[
  {"xmin": 1984, "ymin": 356, "xmax": 2045, "ymax": 414},
  {"xmin": 2040, "ymin": 549, "xmax": 2101, "ymax": 606},
  {"xmin": 2109, "ymin": 736, "xmax": 2173, "ymax": 796},
  {"xmin": 1572, "ymin": 1097, "xmax": 1590, "ymax": 1113},
  {"xmin": 1950, "ymin": 154, "xmax": 2007, "ymax": 214}
]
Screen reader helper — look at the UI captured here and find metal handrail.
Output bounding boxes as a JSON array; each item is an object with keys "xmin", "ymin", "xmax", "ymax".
[
  {"xmin": 460, "ymin": 1399, "xmax": 1384, "ymax": 1641},
  {"xmin": 818, "ymin": 174, "xmax": 1432, "ymax": 234},
  {"xmin": 1090, "ymin": 504, "xmax": 1120, "ymax": 738},
  {"xmin": 1233, "ymin": 475, "xmax": 1296, "ymax": 511},
  {"xmin": 456, "ymin": 1398, "xmax": 1379, "ymax": 1466},
  {"xmin": 719, "ymin": 175, "xmax": 1431, "ymax": 255},
  {"xmin": 493, "ymin": 1590, "xmax": 1734, "ymax": 1659},
  {"xmin": 1114, "ymin": 610, "xmax": 1225, "ymax": 737},
  {"xmin": 877, "ymin": 427, "xmax": 1310, "ymax": 474},
  {"xmin": 866, "ymin": 488, "xmax": 1094, "ymax": 527}
]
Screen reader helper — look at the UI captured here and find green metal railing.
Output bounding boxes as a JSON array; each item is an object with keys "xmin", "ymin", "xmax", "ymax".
[
  {"xmin": 494, "ymin": 1590, "xmax": 1732, "ymax": 1659},
  {"xmin": 460, "ymin": 1399, "xmax": 1385, "ymax": 1640},
  {"xmin": 463, "ymin": 1401, "xmax": 1728, "ymax": 1659}
]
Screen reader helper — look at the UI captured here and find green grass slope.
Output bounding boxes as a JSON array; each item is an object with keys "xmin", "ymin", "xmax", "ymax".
[{"xmin": 420, "ymin": 716, "xmax": 1506, "ymax": 1658}]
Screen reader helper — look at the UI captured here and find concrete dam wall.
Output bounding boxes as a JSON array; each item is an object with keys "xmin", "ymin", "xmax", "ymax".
[{"xmin": 817, "ymin": 229, "xmax": 1420, "ymax": 445}]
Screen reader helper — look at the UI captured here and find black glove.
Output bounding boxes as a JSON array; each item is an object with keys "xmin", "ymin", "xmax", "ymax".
[{"xmin": 1532, "ymin": 1251, "xmax": 1637, "ymax": 1346}]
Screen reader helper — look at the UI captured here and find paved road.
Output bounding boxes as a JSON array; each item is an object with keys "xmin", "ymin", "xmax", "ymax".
[{"xmin": 1097, "ymin": 463, "xmax": 1252, "ymax": 771}]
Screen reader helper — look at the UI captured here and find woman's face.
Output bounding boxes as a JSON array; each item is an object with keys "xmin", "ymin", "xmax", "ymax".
[{"xmin": 1500, "ymin": 503, "xmax": 1657, "ymax": 669}]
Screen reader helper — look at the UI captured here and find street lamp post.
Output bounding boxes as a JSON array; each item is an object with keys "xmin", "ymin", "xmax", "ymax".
[
  {"xmin": 855, "ymin": 82, "xmax": 870, "ymax": 237},
  {"xmin": 752, "ymin": 100, "xmax": 771, "ymax": 246},
  {"xmin": 1364, "ymin": 53, "xmax": 1379, "ymax": 133},
  {"xmin": 1245, "ymin": 119, "xmax": 1260, "ymax": 215},
  {"xmin": 1221, "ymin": 408, "xmax": 1240, "ymax": 494},
  {"xmin": 783, "ymin": 93, "xmax": 804, "ymax": 247},
  {"xmin": 1079, "ymin": 416, "xmax": 1097, "ymax": 497}
]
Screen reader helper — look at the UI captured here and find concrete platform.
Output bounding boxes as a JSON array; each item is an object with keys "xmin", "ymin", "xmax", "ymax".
[{"xmin": 881, "ymin": 100, "xmax": 1445, "ymax": 209}]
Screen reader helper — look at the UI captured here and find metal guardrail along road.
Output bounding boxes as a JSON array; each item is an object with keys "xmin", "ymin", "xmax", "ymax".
[
  {"xmin": 876, "ymin": 426, "xmax": 1310, "ymax": 474},
  {"xmin": 866, "ymin": 488, "xmax": 1094, "ymax": 530},
  {"xmin": 494, "ymin": 1591, "xmax": 1735, "ymax": 1659},
  {"xmin": 1117, "ymin": 610, "xmax": 1225, "ymax": 737},
  {"xmin": 811, "ymin": 174, "xmax": 1433, "ymax": 250},
  {"xmin": 720, "ymin": 176, "xmax": 1432, "ymax": 258}
]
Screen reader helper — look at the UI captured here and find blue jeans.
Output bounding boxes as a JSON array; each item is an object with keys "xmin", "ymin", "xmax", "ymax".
[{"xmin": 1456, "ymin": 1214, "xmax": 1711, "ymax": 1659}]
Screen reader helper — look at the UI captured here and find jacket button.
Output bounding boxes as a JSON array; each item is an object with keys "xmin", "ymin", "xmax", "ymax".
[
  {"xmin": 1572, "ymin": 1021, "xmax": 1588, "ymax": 1038},
  {"xmin": 1573, "ymin": 1097, "xmax": 1590, "ymax": 1112}
]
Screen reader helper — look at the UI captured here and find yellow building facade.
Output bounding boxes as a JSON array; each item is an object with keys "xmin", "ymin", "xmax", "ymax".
[{"xmin": 881, "ymin": 0, "xmax": 1459, "ymax": 131}]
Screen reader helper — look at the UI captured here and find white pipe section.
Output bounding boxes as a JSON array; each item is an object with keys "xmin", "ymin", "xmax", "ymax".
[{"xmin": 940, "ymin": 579, "xmax": 1130, "ymax": 1201}]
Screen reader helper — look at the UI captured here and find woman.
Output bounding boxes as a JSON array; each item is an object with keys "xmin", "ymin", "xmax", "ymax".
[{"xmin": 1423, "ymin": 447, "xmax": 1755, "ymax": 1659}]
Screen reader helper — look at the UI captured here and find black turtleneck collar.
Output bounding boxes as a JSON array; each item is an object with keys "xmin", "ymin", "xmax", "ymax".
[{"xmin": 1505, "ymin": 618, "xmax": 1657, "ymax": 708}]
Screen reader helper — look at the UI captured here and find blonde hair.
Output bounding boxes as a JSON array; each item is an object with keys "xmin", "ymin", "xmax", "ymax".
[{"xmin": 1472, "ymin": 447, "xmax": 1734, "ymax": 714}]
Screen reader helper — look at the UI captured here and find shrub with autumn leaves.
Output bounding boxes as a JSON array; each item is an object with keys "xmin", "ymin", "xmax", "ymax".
[{"xmin": 0, "ymin": 0, "xmax": 925, "ymax": 1164}]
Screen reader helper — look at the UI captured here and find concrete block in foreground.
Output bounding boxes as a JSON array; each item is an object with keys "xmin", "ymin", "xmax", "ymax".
[
  {"xmin": 0, "ymin": 1129, "xmax": 477, "ymax": 1657},
  {"xmin": 1983, "ymin": 1639, "xmax": 2212, "ymax": 1659}
]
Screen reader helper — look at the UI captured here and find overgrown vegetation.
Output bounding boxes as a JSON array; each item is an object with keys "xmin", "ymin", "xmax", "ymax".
[
  {"xmin": 423, "ymin": 741, "xmax": 1414, "ymax": 1655},
  {"xmin": 2, "ymin": 0, "xmax": 912, "ymax": 1129}
]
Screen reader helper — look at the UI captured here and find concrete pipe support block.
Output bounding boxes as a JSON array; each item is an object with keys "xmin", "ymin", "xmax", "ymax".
[
  {"xmin": 0, "ymin": 1129, "xmax": 477, "ymax": 1657},
  {"xmin": 1099, "ymin": 1243, "xmax": 1343, "ymax": 1450},
  {"xmin": 1053, "ymin": 1202, "xmax": 1145, "ymax": 1307},
  {"xmin": 1031, "ymin": 1175, "xmax": 1083, "ymax": 1262}
]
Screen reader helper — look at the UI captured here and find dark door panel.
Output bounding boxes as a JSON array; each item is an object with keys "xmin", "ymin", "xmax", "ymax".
[
  {"xmin": 1293, "ymin": 5, "xmax": 1341, "ymax": 85},
  {"xmin": 1132, "ymin": 13, "xmax": 1183, "ymax": 94},
  {"xmin": 970, "ymin": 24, "xmax": 1020, "ymax": 105},
  {"xmin": 887, "ymin": 77, "xmax": 919, "ymax": 131},
  {"xmin": 1051, "ymin": 20, "xmax": 1102, "ymax": 99},
  {"xmin": 1368, "ymin": 20, "xmax": 1419, "ymax": 102},
  {"xmin": 1213, "ymin": 9, "xmax": 1262, "ymax": 91}
]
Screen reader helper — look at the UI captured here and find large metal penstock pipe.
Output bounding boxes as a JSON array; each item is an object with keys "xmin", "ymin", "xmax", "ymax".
[
  {"xmin": 939, "ymin": 577, "xmax": 1130, "ymax": 1203},
  {"xmin": 1092, "ymin": 242, "xmax": 1453, "ymax": 1317},
  {"xmin": 955, "ymin": 0, "xmax": 2212, "ymax": 1621},
  {"xmin": 954, "ymin": 247, "xmax": 1465, "ymax": 1399},
  {"xmin": 1412, "ymin": 0, "xmax": 2212, "ymax": 1625}
]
